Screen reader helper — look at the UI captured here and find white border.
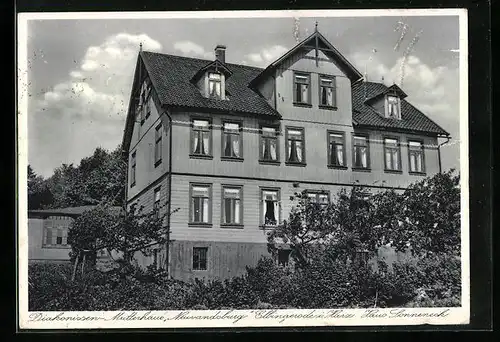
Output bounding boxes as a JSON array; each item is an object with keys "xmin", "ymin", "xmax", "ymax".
[{"xmin": 17, "ymin": 8, "xmax": 470, "ymax": 330}]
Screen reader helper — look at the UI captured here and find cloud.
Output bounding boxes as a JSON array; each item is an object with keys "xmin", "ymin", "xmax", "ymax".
[
  {"xmin": 173, "ymin": 40, "xmax": 212, "ymax": 59},
  {"xmin": 245, "ymin": 45, "xmax": 288, "ymax": 66},
  {"xmin": 29, "ymin": 33, "xmax": 162, "ymax": 177}
]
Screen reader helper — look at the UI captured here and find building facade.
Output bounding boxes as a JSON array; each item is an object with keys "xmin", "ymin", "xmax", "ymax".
[
  {"xmin": 122, "ymin": 30, "xmax": 449, "ymax": 281},
  {"xmin": 28, "ymin": 205, "xmax": 122, "ymax": 265},
  {"xmin": 28, "ymin": 206, "xmax": 96, "ymax": 263}
]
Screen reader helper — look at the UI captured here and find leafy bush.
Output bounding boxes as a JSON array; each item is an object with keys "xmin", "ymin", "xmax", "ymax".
[{"xmin": 29, "ymin": 252, "xmax": 460, "ymax": 311}]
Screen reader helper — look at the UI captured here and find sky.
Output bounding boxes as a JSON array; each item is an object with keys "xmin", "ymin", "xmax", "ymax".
[{"xmin": 22, "ymin": 13, "xmax": 462, "ymax": 178}]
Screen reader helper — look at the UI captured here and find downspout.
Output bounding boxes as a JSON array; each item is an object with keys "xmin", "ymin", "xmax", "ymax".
[
  {"xmin": 164, "ymin": 107, "xmax": 173, "ymax": 277},
  {"xmin": 122, "ymin": 149, "xmax": 128, "ymax": 207},
  {"xmin": 437, "ymin": 135, "xmax": 451, "ymax": 173}
]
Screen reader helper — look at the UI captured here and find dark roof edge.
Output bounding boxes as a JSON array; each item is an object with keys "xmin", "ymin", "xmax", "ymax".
[
  {"xmin": 352, "ymin": 122, "xmax": 450, "ymax": 137},
  {"xmin": 121, "ymin": 53, "xmax": 143, "ymax": 156},
  {"xmin": 165, "ymin": 103, "xmax": 282, "ymax": 119},
  {"xmin": 403, "ymin": 99, "xmax": 451, "ymax": 136}
]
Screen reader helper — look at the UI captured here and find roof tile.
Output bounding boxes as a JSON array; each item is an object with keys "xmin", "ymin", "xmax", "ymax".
[
  {"xmin": 141, "ymin": 51, "xmax": 280, "ymax": 117},
  {"xmin": 352, "ymin": 81, "xmax": 449, "ymax": 136}
]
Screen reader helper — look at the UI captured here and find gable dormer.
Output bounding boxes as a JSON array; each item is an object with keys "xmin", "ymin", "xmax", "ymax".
[
  {"xmin": 365, "ymin": 84, "xmax": 407, "ymax": 120},
  {"xmin": 191, "ymin": 45, "xmax": 232, "ymax": 100}
]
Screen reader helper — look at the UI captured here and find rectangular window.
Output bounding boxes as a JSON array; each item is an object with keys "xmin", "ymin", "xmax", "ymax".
[
  {"xmin": 208, "ymin": 72, "xmax": 221, "ymax": 99},
  {"xmin": 153, "ymin": 187, "xmax": 161, "ymax": 219},
  {"xmin": 408, "ymin": 141, "xmax": 425, "ymax": 173},
  {"xmin": 138, "ymin": 103, "xmax": 145, "ymax": 126},
  {"xmin": 293, "ymin": 73, "xmax": 311, "ymax": 105},
  {"xmin": 328, "ymin": 131, "xmax": 346, "ymax": 167},
  {"xmin": 353, "ymin": 135, "xmax": 370, "ymax": 169},
  {"xmin": 260, "ymin": 126, "xmax": 279, "ymax": 162},
  {"xmin": 139, "ymin": 79, "xmax": 150, "ymax": 124},
  {"xmin": 131, "ymin": 151, "xmax": 136, "ymax": 187},
  {"xmin": 44, "ymin": 227, "xmax": 68, "ymax": 247},
  {"xmin": 278, "ymin": 249, "xmax": 291, "ymax": 267},
  {"xmin": 384, "ymin": 138, "xmax": 401, "ymax": 171},
  {"xmin": 45, "ymin": 228, "xmax": 53, "ymax": 245},
  {"xmin": 62, "ymin": 229, "xmax": 68, "ymax": 245},
  {"xmin": 190, "ymin": 184, "xmax": 211, "ymax": 224},
  {"xmin": 193, "ymin": 247, "xmax": 208, "ymax": 271},
  {"xmin": 261, "ymin": 189, "xmax": 280, "ymax": 226},
  {"xmin": 154, "ymin": 123, "xmax": 163, "ymax": 167},
  {"xmin": 145, "ymin": 98, "xmax": 151, "ymax": 119},
  {"xmin": 286, "ymin": 128, "xmax": 305, "ymax": 164},
  {"xmin": 222, "ymin": 122, "xmax": 242, "ymax": 159},
  {"xmin": 319, "ymin": 75, "xmax": 336, "ymax": 107},
  {"xmin": 306, "ymin": 191, "xmax": 330, "ymax": 205},
  {"xmin": 191, "ymin": 119, "xmax": 212, "ymax": 157},
  {"xmin": 355, "ymin": 250, "xmax": 369, "ymax": 266},
  {"xmin": 222, "ymin": 186, "xmax": 242, "ymax": 225},
  {"xmin": 385, "ymin": 95, "xmax": 401, "ymax": 119},
  {"xmin": 56, "ymin": 229, "xmax": 63, "ymax": 245}
]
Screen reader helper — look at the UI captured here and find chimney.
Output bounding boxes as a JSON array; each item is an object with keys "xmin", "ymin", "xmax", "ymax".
[{"xmin": 215, "ymin": 45, "xmax": 226, "ymax": 63}]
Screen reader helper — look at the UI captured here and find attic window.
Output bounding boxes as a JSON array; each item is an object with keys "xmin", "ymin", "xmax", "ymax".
[
  {"xmin": 385, "ymin": 95, "xmax": 401, "ymax": 120},
  {"xmin": 208, "ymin": 72, "xmax": 222, "ymax": 99}
]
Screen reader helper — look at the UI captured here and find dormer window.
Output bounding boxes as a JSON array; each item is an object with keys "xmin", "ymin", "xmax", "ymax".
[
  {"xmin": 208, "ymin": 72, "xmax": 222, "ymax": 99},
  {"xmin": 385, "ymin": 95, "xmax": 401, "ymax": 119}
]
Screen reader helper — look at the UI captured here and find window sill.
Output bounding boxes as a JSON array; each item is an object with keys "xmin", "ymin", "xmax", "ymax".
[
  {"xmin": 384, "ymin": 169, "xmax": 403, "ymax": 174},
  {"xmin": 352, "ymin": 167, "xmax": 371, "ymax": 172},
  {"xmin": 42, "ymin": 245, "xmax": 71, "ymax": 249},
  {"xmin": 285, "ymin": 161, "xmax": 307, "ymax": 167},
  {"xmin": 319, "ymin": 105, "xmax": 338, "ymax": 110},
  {"xmin": 293, "ymin": 102, "xmax": 312, "ymax": 108},
  {"xmin": 221, "ymin": 156, "xmax": 244, "ymax": 162},
  {"xmin": 259, "ymin": 160, "xmax": 280, "ymax": 166},
  {"xmin": 409, "ymin": 171, "xmax": 427, "ymax": 176},
  {"xmin": 327, "ymin": 164, "xmax": 348, "ymax": 170},
  {"xmin": 188, "ymin": 223, "xmax": 213, "ymax": 228},
  {"xmin": 154, "ymin": 160, "xmax": 162, "ymax": 168},
  {"xmin": 221, "ymin": 223, "xmax": 244, "ymax": 229},
  {"xmin": 192, "ymin": 269, "xmax": 209, "ymax": 272},
  {"xmin": 189, "ymin": 154, "xmax": 213, "ymax": 160},
  {"xmin": 259, "ymin": 225, "xmax": 279, "ymax": 230}
]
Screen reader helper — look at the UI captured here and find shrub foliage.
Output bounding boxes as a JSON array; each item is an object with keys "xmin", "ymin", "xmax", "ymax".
[{"xmin": 30, "ymin": 170, "xmax": 461, "ymax": 311}]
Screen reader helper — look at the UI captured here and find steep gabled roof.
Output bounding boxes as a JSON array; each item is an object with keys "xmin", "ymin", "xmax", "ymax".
[
  {"xmin": 352, "ymin": 81, "xmax": 450, "ymax": 136},
  {"xmin": 140, "ymin": 51, "xmax": 280, "ymax": 117},
  {"xmin": 121, "ymin": 52, "xmax": 281, "ymax": 154},
  {"xmin": 249, "ymin": 30, "xmax": 363, "ymax": 88}
]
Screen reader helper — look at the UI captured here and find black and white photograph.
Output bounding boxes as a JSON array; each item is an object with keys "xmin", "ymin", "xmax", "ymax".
[{"xmin": 17, "ymin": 9, "xmax": 470, "ymax": 329}]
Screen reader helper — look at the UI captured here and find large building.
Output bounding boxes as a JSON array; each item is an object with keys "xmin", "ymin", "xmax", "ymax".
[{"xmin": 121, "ymin": 29, "xmax": 449, "ymax": 281}]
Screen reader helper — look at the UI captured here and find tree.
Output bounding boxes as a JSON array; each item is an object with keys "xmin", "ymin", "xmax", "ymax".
[
  {"xmin": 27, "ymin": 165, "xmax": 54, "ymax": 209},
  {"xmin": 268, "ymin": 169, "xmax": 461, "ymax": 268},
  {"xmin": 393, "ymin": 169, "xmax": 461, "ymax": 257},
  {"xmin": 267, "ymin": 185, "xmax": 383, "ymax": 268},
  {"xmin": 68, "ymin": 200, "xmax": 178, "ymax": 276},
  {"xmin": 45, "ymin": 145, "xmax": 126, "ymax": 208}
]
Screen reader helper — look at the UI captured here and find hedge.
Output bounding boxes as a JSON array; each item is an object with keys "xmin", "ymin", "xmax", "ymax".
[{"xmin": 28, "ymin": 253, "xmax": 461, "ymax": 311}]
